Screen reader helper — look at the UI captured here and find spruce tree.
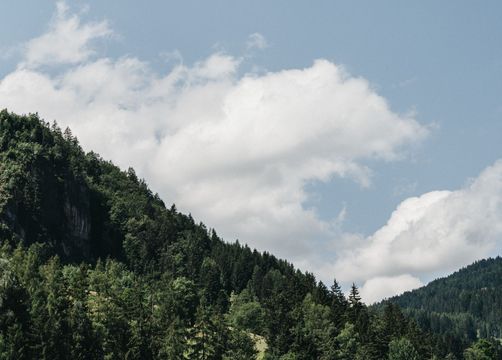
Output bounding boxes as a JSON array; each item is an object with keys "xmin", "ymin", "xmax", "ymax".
[{"xmin": 330, "ymin": 279, "xmax": 348, "ymax": 330}]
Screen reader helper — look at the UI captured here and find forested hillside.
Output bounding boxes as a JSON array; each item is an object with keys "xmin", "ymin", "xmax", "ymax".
[
  {"xmin": 385, "ymin": 257, "xmax": 502, "ymax": 357},
  {"xmin": 0, "ymin": 110, "xmax": 498, "ymax": 359}
]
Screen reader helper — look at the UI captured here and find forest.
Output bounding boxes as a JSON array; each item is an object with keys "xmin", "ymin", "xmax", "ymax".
[
  {"xmin": 0, "ymin": 110, "xmax": 500, "ymax": 359},
  {"xmin": 383, "ymin": 257, "xmax": 502, "ymax": 357}
]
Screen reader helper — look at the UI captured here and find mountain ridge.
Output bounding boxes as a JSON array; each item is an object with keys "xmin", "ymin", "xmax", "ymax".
[
  {"xmin": 0, "ymin": 109, "xmax": 500, "ymax": 359},
  {"xmin": 382, "ymin": 256, "xmax": 502, "ymax": 357}
]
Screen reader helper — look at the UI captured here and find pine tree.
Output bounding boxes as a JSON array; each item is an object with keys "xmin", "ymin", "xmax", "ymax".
[
  {"xmin": 347, "ymin": 283, "xmax": 363, "ymax": 324},
  {"xmin": 199, "ymin": 257, "xmax": 222, "ymax": 306},
  {"xmin": 34, "ymin": 257, "xmax": 72, "ymax": 360},
  {"xmin": 187, "ymin": 302, "xmax": 228, "ymax": 360},
  {"xmin": 0, "ymin": 260, "xmax": 32, "ymax": 359},
  {"xmin": 330, "ymin": 279, "xmax": 348, "ymax": 330},
  {"xmin": 160, "ymin": 317, "xmax": 188, "ymax": 360},
  {"xmin": 347, "ymin": 283, "xmax": 370, "ymax": 342}
]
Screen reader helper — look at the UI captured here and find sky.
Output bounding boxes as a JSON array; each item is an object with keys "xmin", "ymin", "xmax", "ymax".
[{"xmin": 1, "ymin": 0, "xmax": 502, "ymax": 303}]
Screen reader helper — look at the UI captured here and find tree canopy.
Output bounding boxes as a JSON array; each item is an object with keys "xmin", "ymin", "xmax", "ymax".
[{"xmin": 0, "ymin": 110, "xmax": 500, "ymax": 359}]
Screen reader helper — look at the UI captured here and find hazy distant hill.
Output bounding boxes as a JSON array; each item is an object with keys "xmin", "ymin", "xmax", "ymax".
[{"xmin": 384, "ymin": 257, "xmax": 502, "ymax": 355}]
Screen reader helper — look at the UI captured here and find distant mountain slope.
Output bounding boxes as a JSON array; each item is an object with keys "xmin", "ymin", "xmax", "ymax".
[
  {"xmin": 1, "ymin": 110, "xmax": 490, "ymax": 359},
  {"xmin": 386, "ymin": 257, "xmax": 502, "ymax": 349}
]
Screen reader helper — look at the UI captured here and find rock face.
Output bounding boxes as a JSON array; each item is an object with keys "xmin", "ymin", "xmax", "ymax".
[
  {"xmin": 62, "ymin": 181, "xmax": 92, "ymax": 258},
  {"xmin": 0, "ymin": 111, "xmax": 125, "ymax": 262},
  {"xmin": 0, "ymin": 171, "xmax": 92, "ymax": 260}
]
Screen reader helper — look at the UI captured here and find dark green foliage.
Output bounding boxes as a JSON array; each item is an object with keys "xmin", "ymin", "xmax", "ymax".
[
  {"xmin": 223, "ymin": 328, "xmax": 257, "ymax": 360},
  {"xmin": 387, "ymin": 338, "xmax": 420, "ymax": 360},
  {"xmin": 383, "ymin": 257, "xmax": 502, "ymax": 358},
  {"xmin": 463, "ymin": 339, "xmax": 502, "ymax": 360},
  {"xmin": 0, "ymin": 252, "xmax": 32, "ymax": 359},
  {"xmin": 334, "ymin": 322, "xmax": 360, "ymax": 360},
  {"xmin": 187, "ymin": 303, "xmax": 229, "ymax": 359},
  {"xmin": 0, "ymin": 111, "xmax": 482, "ymax": 359},
  {"xmin": 330, "ymin": 278, "xmax": 348, "ymax": 329},
  {"xmin": 289, "ymin": 293, "xmax": 336, "ymax": 359},
  {"xmin": 226, "ymin": 288, "xmax": 266, "ymax": 335}
]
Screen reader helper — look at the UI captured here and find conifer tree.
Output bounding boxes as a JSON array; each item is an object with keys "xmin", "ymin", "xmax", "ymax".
[
  {"xmin": 188, "ymin": 302, "xmax": 228, "ymax": 360},
  {"xmin": 347, "ymin": 283, "xmax": 363, "ymax": 324},
  {"xmin": 0, "ymin": 260, "xmax": 32, "ymax": 359},
  {"xmin": 43, "ymin": 258, "xmax": 73, "ymax": 359},
  {"xmin": 159, "ymin": 317, "xmax": 188, "ymax": 360},
  {"xmin": 330, "ymin": 279, "xmax": 348, "ymax": 329}
]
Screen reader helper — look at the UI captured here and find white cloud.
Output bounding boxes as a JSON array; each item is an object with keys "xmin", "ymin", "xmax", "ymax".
[
  {"xmin": 0, "ymin": 2, "xmax": 433, "ymax": 298},
  {"xmin": 146, "ymin": 59, "xmax": 427, "ymax": 259},
  {"xmin": 22, "ymin": 1, "xmax": 111, "ymax": 68},
  {"xmin": 360, "ymin": 274, "xmax": 423, "ymax": 304},
  {"xmin": 246, "ymin": 33, "xmax": 269, "ymax": 50},
  {"xmin": 334, "ymin": 160, "xmax": 502, "ymax": 302}
]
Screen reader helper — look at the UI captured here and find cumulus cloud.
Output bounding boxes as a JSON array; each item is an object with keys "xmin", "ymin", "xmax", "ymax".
[
  {"xmin": 335, "ymin": 160, "xmax": 502, "ymax": 303},
  {"xmin": 1, "ymin": 2, "xmax": 434, "ymax": 298},
  {"xmin": 22, "ymin": 1, "xmax": 111, "ymax": 67},
  {"xmin": 360, "ymin": 275, "xmax": 423, "ymax": 304}
]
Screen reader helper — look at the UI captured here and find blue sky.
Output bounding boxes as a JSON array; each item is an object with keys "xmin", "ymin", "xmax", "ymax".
[{"xmin": 1, "ymin": 1, "xmax": 501, "ymax": 302}]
